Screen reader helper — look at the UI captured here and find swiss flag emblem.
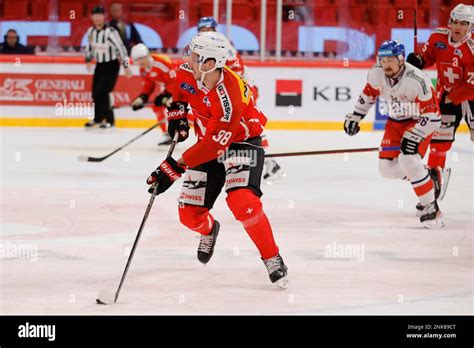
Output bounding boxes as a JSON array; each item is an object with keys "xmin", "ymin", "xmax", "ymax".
[{"xmin": 440, "ymin": 63, "xmax": 462, "ymax": 87}]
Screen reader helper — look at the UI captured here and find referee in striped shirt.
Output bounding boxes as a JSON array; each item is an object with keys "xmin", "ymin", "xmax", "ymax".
[{"xmin": 85, "ymin": 5, "xmax": 132, "ymax": 129}]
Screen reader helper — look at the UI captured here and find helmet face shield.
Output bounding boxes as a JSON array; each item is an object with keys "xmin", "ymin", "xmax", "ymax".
[{"xmin": 182, "ymin": 45, "xmax": 203, "ymax": 65}]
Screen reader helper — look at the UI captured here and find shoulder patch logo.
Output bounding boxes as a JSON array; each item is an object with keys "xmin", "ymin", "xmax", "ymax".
[
  {"xmin": 180, "ymin": 82, "xmax": 196, "ymax": 94},
  {"xmin": 434, "ymin": 41, "xmax": 446, "ymax": 49},
  {"xmin": 217, "ymin": 84, "xmax": 232, "ymax": 122}
]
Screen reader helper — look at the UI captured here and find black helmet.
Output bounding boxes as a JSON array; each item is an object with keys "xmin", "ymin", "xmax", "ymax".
[{"xmin": 91, "ymin": 5, "xmax": 105, "ymax": 15}]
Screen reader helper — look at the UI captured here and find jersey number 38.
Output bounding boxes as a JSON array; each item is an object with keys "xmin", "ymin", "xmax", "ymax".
[{"xmin": 213, "ymin": 130, "xmax": 232, "ymax": 145}]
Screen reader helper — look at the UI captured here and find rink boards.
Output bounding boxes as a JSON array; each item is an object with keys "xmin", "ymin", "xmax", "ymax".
[{"xmin": 0, "ymin": 56, "xmax": 469, "ymax": 132}]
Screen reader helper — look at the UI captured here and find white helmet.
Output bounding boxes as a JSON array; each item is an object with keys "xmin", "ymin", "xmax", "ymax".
[
  {"xmin": 131, "ymin": 43, "xmax": 149, "ymax": 62},
  {"xmin": 186, "ymin": 31, "xmax": 229, "ymax": 70},
  {"xmin": 450, "ymin": 4, "xmax": 473, "ymax": 24}
]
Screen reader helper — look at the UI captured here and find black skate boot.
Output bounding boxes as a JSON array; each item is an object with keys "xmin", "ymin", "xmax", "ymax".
[
  {"xmin": 420, "ymin": 200, "xmax": 444, "ymax": 229},
  {"xmin": 416, "ymin": 166, "xmax": 451, "ymax": 217},
  {"xmin": 263, "ymin": 159, "xmax": 286, "ymax": 184},
  {"xmin": 84, "ymin": 120, "xmax": 99, "ymax": 128},
  {"xmin": 99, "ymin": 122, "xmax": 114, "ymax": 129},
  {"xmin": 428, "ymin": 166, "xmax": 451, "ymax": 200},
  {"xmin": 262, "ymin": 253, "xmax": 288, "ymax": 289},
  {"xmin": 197, "ymin": 220, "xmax": 220, "ymax": 264},
  {"xmin": 415, "ymin": 202, "xmax": 425, "ymax": 218},
  {"xmin": 429, "ymin": 167, "xmax": 442, "ymax": 199}
]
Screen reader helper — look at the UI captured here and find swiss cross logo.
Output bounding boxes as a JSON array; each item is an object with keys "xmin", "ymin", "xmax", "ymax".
[{"xmin": 440, "ymin": 63, "xmax": 462, "ymax": 86}]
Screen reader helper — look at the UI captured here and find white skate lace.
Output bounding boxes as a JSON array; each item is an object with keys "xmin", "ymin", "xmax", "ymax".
[
  {"xmin": 264, "ymin": 256, "xmax": 281, "ymax": 274},
  {"xmin": 198, "ymin": 234, "xmax": 213, "ymax": 253}
]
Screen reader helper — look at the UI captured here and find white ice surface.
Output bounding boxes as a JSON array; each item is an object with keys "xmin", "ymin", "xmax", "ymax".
[{"xmin": 0, "ymin": 127, "xmax": 472, "ymax": 314}]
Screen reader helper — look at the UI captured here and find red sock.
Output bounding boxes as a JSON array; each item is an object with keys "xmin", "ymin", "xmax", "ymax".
[
  {"xmin": 427, "ymin": 142, "xmax": 452, "ymax": 169},
  {"xmin": 226, "ymin": 189, "xmax": 279, "ymax": 260},
  {"xmin": 153, "ymin": 106, "xmax": 168, "ymax": 133},
  {"xmin": 178, "ymin": 205, "xmax": 214, "ymax": 235}
]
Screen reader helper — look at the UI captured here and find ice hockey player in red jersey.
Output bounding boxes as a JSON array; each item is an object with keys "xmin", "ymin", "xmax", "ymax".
[
  {"xmin": 407, "ymin": 3, "xmax": 473, "ymax": 199},
  {"xmin": 145, "ymin": 32, "xmax": 288, "ymax": 288},
  {"xmin": 345, "ymin": 40, "xmax": 446, "ymax": 228},
  {"xmin": 197, "ymin": 16, "xmax": 286, "ymax": 184},
  {"xmin": 130, "ymin": 43, "xmax": 177, "ymax": 146}
]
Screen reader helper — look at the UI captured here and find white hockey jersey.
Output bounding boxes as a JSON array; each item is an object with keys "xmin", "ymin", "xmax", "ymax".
[{"xmin": 354, "ymin": 62, "xmax": 441, "ymax": 138}]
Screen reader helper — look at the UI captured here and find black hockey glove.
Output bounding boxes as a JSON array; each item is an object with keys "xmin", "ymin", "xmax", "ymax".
[
  {"xmin": 146, "ymin": 157, "xmax": 186, "ymax": 195},
  {"xmin": 154, "ymin": 91, "xmax": 172, "ymax": 107},
  {"xmin": 406, "ymin": 53, "xmax": 424, "ymax": 69},
  {"xmin": 167, "ymin": 102, "xmax": 190, "ymax": 142},
  {"xmin": 131, "ymin": 93, "xmax": 149, "ymax": 111},
  {"xmin": 344, "ymin": 113, "xmax": 364, "ymax": 136},
  {"xmin": 401, "ymin": 130, "xmax": 424, "ymax": 155}
]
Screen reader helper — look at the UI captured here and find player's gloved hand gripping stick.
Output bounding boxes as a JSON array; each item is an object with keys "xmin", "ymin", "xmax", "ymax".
[{"xmin": 96, "ymin": 131, "xmax": 180, "ymax": 305}]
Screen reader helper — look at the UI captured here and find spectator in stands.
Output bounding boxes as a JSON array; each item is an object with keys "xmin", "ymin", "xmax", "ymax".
[
  {"xmin": 108, "ymin": 3, "xmax": 142, "ymax": 54},
  {"xmin": 0, "ymin": 29, "xmax": 34, "ymax": 55}
]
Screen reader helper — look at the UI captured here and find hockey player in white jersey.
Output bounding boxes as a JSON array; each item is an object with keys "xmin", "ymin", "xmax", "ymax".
[{"xmin": 344, "ymin": 40, "xmax": 446, "ymax": 228}]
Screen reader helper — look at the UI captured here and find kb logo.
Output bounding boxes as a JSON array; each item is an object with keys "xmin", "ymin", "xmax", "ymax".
[{"xmin": 313, "ymin": 86, "xmax": 351, "ymax": 102}]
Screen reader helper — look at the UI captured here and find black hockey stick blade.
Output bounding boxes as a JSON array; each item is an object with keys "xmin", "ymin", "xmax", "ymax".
[
  {"xmin": 78, "ymin": 122, "xmax": 162, "ymax": 163},
  {"xmin": 78, "ymin": 154, "xmax": 111, "ymax": 162}
]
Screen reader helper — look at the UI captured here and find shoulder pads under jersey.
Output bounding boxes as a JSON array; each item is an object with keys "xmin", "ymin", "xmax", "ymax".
[
  {"xmin": 367, "ymin": 64, "xmax": 383, "ymax": 83},
  {"xmin": 467, "ymin": 39, "xmax": 474, "ymax": 54},
  {"xmin": 405, "ymin": 69, "xmax": 430, "ymax": 96},
  {"xmin": 151, "ymin": 53, "xmax": 172, "ymax": 64},
  {"xmin": 179, "ymin": 63, "xmax": 194, "ymax": 73},
  {"xmin": 432, "ymin": 27, "xmax": 450, "ymax": 36}
]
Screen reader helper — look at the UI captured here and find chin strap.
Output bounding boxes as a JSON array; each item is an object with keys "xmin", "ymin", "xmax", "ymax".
[{"xmin": 198, "ymin": 61, "xmax": 218, "ymax": 83}]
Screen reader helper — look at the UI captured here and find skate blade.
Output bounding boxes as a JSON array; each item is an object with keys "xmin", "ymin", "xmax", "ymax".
[
  {"xmin": 275, "ymin": 276, "xmax": 289, "ymax": 290},
  {"xmin": 422, "ymin": 217, "xmax": 445, "ymax": 229},
  {"xmin": 438, "ymin": 168, "xmax": 451, "ymax": 201}
]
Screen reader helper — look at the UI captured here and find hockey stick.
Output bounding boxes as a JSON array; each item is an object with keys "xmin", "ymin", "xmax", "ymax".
[
  {"xmin": 97, "ymin": 132, "xmax": 179, "ymax": 305},
  {"xmin": 78, "ymin": 122, "xmax": 164, "ymax": 162},
  {"xmin": 264, "ymin": 147, "xmax": 379, "ymax": 158}
]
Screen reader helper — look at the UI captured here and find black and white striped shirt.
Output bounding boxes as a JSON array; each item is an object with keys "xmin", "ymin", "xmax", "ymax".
[{"xmin": 85, "ymin": 25, "xmax": 129, "ymax": 67}]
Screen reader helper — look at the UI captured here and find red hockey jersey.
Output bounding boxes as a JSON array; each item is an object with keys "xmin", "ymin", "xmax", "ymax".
[
  {"xmin": 171, "ymin": 63, "xmax": 267, "ymax": 168},
  {"xmin": 420, "ymin": 27, "xmax": 474, "ymax": 104}
]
